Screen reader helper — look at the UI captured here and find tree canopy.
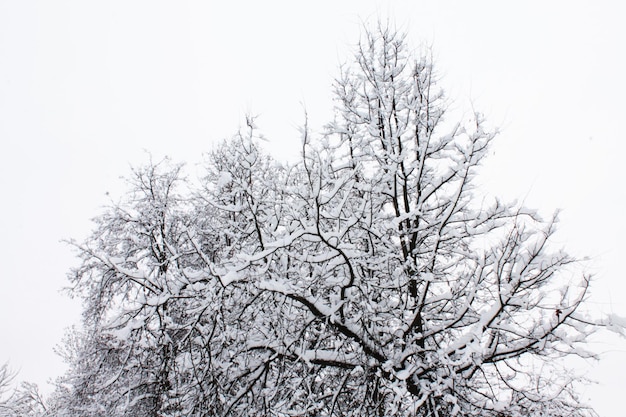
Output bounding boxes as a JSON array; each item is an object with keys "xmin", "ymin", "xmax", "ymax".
[{"xmin": 48, "ymin": 23, "xmax": 601, "ymax": 417}]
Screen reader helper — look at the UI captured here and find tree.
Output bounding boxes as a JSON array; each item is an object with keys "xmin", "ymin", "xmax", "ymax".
[
  {"xmin": 54, "ymin": 23, "xmax": 601, "ymax": 416},
  {"xmin": 0, "ymin": 364, "xmax": 48, "ymax": 417},
  {"xmin": 0, "ymin": 363, "xmax": 16, "ymax": 416},
  {"xmin": 54, "ymin": 158, "xmax": 228, "ymax": 416}
]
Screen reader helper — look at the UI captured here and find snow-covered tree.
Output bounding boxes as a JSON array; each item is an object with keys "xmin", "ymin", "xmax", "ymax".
[
  {"xmin": 53, "ymin": 23, "xmax": 600, "ymax": 417},
  {"xmin": 0, "ymin": 364, "xmax": 48, "ymax": 417},
  {"xmin": 0, "ymin": 363, "xmax": 16, "ymax": 416}
]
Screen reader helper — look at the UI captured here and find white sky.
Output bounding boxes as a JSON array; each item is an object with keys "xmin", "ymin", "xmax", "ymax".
[{"xmin": 1, "ymin": 1, "xmax": 624, "ymax": 415}]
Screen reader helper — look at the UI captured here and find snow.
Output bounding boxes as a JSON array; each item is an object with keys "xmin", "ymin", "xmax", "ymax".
[
  {"xmin": 216, "ymin": 171, "xmax": 233, "ymax": 189},
  {"xmin": 221, "ymin": 268, "xmax": 243, "ymax": 286},
  {"xmin": 605, "ymin": 313, "xmax": 626, "ymax": 338}
]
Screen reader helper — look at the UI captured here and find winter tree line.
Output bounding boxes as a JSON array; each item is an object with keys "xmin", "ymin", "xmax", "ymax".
[{"xmin": 1, "ymin": 23, "xmax": 616, "ymax": 416}]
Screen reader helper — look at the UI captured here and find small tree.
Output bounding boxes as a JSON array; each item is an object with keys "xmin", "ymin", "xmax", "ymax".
[
  {"xmin": 0, "ymin": 364, "xmax": 48, "ymax": 417},
  {"xmin": 54, "ymin": 23, "xmax": 601, "ymax": 417},
  {"xmin": 0, "ymin": 363, "xmax": 16, "ymax": 416}
]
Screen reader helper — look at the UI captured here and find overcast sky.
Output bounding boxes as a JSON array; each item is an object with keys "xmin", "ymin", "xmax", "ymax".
[{"xmin": 1, "ymin": 1, "xmax": 624, "ymax": 415}]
